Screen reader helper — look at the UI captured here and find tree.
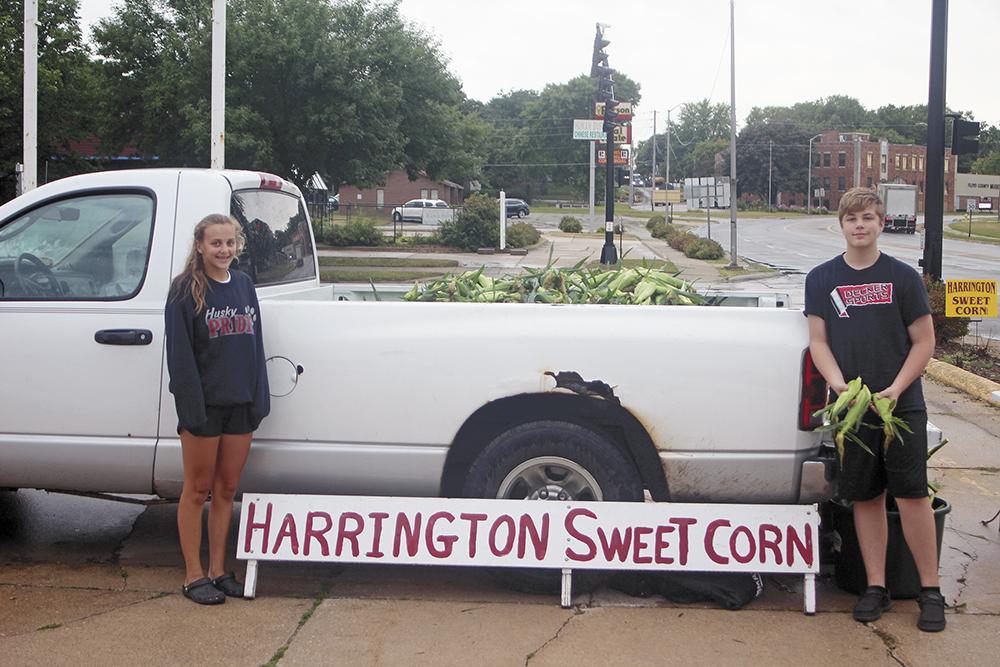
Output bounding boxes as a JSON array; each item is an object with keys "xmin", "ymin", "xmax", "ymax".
[
  {"xmin": 736, "ymin": 115, "xmax": 812, "ymax": 203},
  {"xmin": 92, "ymin": 0, "xmax": 486, "ymax": 190},
  {"xmin": 1, "ymin": 0, "xmax": 99, "ymax": 203},
  {"xmin": 635, "ymin": 99, "xmax": 729, "ymax": 183},
  {"xmin": 511, "ymin": 73, "xmax": 640, "ymax": 199}
]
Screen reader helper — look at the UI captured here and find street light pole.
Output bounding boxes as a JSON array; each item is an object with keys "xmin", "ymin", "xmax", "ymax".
[{"xmin": 808, "ymin": 134, "xmax": 822, "ymax": 215}]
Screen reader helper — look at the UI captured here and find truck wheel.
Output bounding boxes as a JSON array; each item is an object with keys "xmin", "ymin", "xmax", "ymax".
[
  {"xmin": 462, "ymin": 421, "xmax": 643, "ymax": 502},
  {"xmin": 461, "ymin": 421, "xmax": 643, "ymax": 594}
]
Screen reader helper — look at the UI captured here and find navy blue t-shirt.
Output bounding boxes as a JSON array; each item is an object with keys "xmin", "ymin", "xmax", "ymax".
[
  {"xmin": 804, "ymin": 253, "xmax": 931, "ymax": 411},
  {"xmin": 165, "ymin": 270, "xmax": 270, "ymax": 432}
]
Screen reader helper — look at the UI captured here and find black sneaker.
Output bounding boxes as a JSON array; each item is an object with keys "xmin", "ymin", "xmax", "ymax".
[
  {"xmin": 853, "ymin": 586, "xmax": 892, "ymax": 622},
  {"xmin": 916, "ymin": 589, "xmax": 946, "ymax": 632}
]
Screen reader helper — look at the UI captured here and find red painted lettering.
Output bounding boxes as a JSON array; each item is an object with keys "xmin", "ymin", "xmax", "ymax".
[
  {"xmin": 632, "ymin": 526, "xmax": 653, "ymax": 564},
  {"xmin": 517, "ymin": 513, "xmax": 549, "ymax": 560},
  {"xmin": 489, "ymin": 515, "xmax": 516, "ymax": 557},
  {"xmin": 598, "ymin": 527, "xmax": 632, "ymax": 562},
  {"xmin": 730, "ymin": 525, "xmax": 755, "ymax": 564},
  {"xmin": 304, "ymin": 511, "xmax": 333, "ymax": 557},
  {"xmin": 759, "ymin": 524, "xmax": 782, "ymax": 565},
  {"xmin": 366, "ymin": 512, "xmax": 389, "ymax": 558},
  {"xmin": 460, "ymin": 513, "xmax": 487, "ymax": 558},
  {"xmin": 565, "ymin": 508, "xmax": 597, "ymax": 562},
  {"xmin": 336, "ymin": 512, "xmax": 364, "ymax": 557},
  {"xmin": 271, "ymin": 513, "xmax": 299, "ymax": 555},
  {"xmin": 243, "ymin": 501, "xmax": 272, "ymax": 554},
  {"xmin": 393, "ymin": 512, "xmax": 421, "ymax": 558},
  {"xmin": 426, "ymin": 511, "xmax": 458, "ymax": 558},
  {"xmin": 208, "ymin": 318, "xmax": 224, "ymax": 338},
  {"xmin": 705, "ymin": 519, "xmax": 730, "ymax": 564},
  {"xmin": 654, "ymin": 525, "xmax": 675, "ymax": 564},
  {"xmin": 670, "ymin": 517, "xmax": 696, "ymax": 566},
  {"xmin": 786, "ymin": 524, "xmax": 814, "ymax": 567}
]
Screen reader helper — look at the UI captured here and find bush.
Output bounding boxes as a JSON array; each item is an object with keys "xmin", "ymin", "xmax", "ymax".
[
  {"xmin": 439, "ymin": 194, "xmax": 500, "ymax": 251},
  {"xmin": 646, "ymin": 214, "xmax": 665, "ymax": 231},
  {"xmin": 506, "ymin": 222, "xmax": 541, "ymax": 248},
  {"xmin": 924, "ymin": 275, "xmax": 970, "ymax": 342},
  {"xmin": 324, "ymin": 215, "xmax": 384, "ymax": 247},
  {"xmin": 559, "ymin": 215, "xmax": 583, "ymax": 233},
  {"xmin": 685, "ymin": 237, "xmax": 726, "ymax": 260}
]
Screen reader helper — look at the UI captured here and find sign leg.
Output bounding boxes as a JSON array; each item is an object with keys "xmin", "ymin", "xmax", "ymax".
[
  {"xmin": 803, "ymin": 573, "xmax": 816, "ymax": 615},
  {"xmin": 561, "ymin": 569, "xmax": 573, "ymax": 608},
  {"xmin": 244, "ymin": 559, "xmax": 259, "ymax": 600}
]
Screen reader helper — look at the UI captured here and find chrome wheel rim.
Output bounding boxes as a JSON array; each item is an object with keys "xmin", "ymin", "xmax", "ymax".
[{"xmin": 496, "ymin": 456, "xmax": 603, "ymax": 501}]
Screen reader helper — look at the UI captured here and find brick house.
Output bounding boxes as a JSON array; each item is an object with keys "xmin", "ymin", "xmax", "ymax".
[
  {"xmin": 780, "ymin": 130, "xmax": 957, "ymax": 212},
  {"xmin": 337, "ymin": 171, "xmax": 464, "ymax": 211}
]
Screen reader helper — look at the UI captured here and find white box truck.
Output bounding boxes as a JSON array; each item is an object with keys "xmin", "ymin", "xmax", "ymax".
[{"xmin": 877, "ymin": 183, "xmax": 918, "ymax": 234}]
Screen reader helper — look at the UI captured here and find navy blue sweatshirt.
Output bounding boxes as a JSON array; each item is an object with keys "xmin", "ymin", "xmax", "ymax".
[{"xmin": 165, "ymin": 270, "xmax": 270, "ymax": 433}]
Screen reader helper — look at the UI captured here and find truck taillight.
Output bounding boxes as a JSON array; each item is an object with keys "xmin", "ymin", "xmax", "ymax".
[
  {"xmin": 800, "ymin": 349, "xmax": 827, "ymax": 430},
  {"xmin": 259, "ymin": 173, "xmax": 285, "ymax": 190}
]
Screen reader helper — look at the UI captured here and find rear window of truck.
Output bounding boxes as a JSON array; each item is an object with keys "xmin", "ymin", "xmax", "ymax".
[{"xmin": 231, "ymin": 189, "xmax": 316, "ymax": 287}]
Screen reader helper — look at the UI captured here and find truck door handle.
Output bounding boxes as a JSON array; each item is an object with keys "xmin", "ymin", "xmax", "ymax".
[{"xmin": 95, "ymin": 329, "xmax": 153, "ymax": 346}]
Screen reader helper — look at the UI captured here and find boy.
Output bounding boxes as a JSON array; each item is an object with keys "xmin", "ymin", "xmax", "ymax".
[{"xmin": 804, "ymin": 187, "xmax": 944, "ymax": 632}]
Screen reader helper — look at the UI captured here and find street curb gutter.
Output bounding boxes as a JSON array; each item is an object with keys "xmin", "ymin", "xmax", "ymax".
[{"xmin": 926, "ymin": 358, "xmax": 1000, "ymax": 407}]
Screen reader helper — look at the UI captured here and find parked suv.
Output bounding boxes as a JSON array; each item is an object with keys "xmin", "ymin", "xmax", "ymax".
[
  {"xmin": 391, "ymin": 199, "xmax": 450, "ymax": 223},
  {"xmin": 504, "ymin": 198, "xmax": 530, "ymax": 218}
]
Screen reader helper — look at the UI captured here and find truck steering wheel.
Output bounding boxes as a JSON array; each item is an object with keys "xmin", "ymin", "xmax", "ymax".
[{"xmin": 15, "ymin": 252, "xmax": 63, "ymax": 297}]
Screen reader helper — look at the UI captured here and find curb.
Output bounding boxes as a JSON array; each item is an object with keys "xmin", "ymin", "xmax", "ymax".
[{"xmin": 925, "ymin": 358, "xmax": 1000, "ymax": 406}]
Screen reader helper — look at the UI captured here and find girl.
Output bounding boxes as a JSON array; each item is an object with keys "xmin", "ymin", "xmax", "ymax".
[{"xmin": 165, "ymin": 214, "xmax": 269, "ymax": 605}]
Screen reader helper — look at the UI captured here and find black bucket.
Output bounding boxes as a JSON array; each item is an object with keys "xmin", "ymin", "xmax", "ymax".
[{"xmin": 829, "ymin": 496, "xmax": 950, "ymax": 599}]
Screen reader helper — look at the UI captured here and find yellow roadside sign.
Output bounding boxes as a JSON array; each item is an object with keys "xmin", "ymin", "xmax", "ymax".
[{"xmin": 946, "ymin": 280, "xmax": 998, "ymax": 317}]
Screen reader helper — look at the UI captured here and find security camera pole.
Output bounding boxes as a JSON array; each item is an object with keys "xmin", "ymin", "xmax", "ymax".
[{"xmin": 592, "ymin": 23, "xmax": 618, "ymax": 265}]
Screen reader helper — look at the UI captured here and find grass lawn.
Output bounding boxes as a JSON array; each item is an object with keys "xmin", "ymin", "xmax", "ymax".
[
  {"xmin": 318, "ymin": 257, "xmax": 459, "ymax": 268},
  {"xmin": 320, "ymin": 269, "xmax": 450, "ymax": 283},
  {"xmin": 947, "ymin": 217, "xmax": 1000, "ymax": 240}
]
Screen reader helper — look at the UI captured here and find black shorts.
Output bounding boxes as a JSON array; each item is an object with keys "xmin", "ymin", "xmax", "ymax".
[
  {"xmin": 181, "ymin": 404, "xmax": 259, "ymax": 438},
  {"xmin": 837, "ymin": 409, "xmax": 928, "ymax": 502}
]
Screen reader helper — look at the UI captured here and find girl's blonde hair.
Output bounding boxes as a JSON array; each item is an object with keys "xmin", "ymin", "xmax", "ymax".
[{"xmin": 169, "ymin": 214, "xmax": 246, "ymax": 313}]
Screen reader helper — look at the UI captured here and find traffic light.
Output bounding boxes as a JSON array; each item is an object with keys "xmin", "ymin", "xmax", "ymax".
[
  {"xmin": 951, "ymin": 117, "xmax": 980, "ymax": 155},
  {"xmin": 616, "ymin": 169, "xmax": 630, "ymax": 186},
  {"xmin": 602, "ymin": 100, "xmax": 620, "ymax": 133},
  {"xmin": 591, "ymin": 30, "xmax": 611, "ymax": 78}
]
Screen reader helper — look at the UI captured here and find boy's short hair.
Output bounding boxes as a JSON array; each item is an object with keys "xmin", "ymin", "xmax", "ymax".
[{"xmin": 838, "ymin": 187, "xmax": 885, "ymax": 224}]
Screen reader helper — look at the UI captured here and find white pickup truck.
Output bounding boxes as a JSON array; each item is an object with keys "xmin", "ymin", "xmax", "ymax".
[{"xmin": 0, "ymin": 169, "xmax": 835, "ymax": 508}]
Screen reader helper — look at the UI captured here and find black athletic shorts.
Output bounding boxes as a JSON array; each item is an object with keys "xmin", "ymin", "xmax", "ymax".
[
  {"xmin": 180, "ymin": 403, "xmax": 259, "ymax": 438},
  {"xmin": 837, "ymin": 409, "xmax": 928, "ymax": 502}
]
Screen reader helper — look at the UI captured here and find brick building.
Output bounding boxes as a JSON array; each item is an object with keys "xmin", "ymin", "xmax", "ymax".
[
  {"xmin": 337, "ymin": 171, "xmax": 464, "ymax": 210},
  {"xmin": 781, "ymin": 130, "xmax": 957, "ymax": 212}
]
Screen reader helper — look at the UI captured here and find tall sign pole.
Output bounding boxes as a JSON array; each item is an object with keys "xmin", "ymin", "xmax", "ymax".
[
  {"xmin": 727, "ymin": 0, "xmax": 739, "ymax": 268},
  {"xmin": 923, "ymin": 0, "xmax": 948, "ymax": 282},
  {"xmin": 22, "ymin": 0, "xmax": 38, "ymax": 194},
  {"xmin": 210, "ymin": 0, "xmax": 226, "ymax": 169}
]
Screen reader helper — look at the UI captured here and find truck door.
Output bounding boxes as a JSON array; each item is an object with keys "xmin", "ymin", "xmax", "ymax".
[{"xmin": 0, "ymin": 191, "xmax": 164, "ymax": 493}]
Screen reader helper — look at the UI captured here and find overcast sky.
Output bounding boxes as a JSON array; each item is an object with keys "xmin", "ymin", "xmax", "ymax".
[{"xmin": 76, "ymin": 0, "xmax": 999, "ymax": 141}]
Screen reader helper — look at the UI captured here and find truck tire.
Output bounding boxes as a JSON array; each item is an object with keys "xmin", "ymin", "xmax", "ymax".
[
  {"xmin": 462, "ymin": 421, "xmax": 643, "ymax": 502},
  {"xmin": 460, "ymin": 421, "xmax": 644, "ymax": 594}
]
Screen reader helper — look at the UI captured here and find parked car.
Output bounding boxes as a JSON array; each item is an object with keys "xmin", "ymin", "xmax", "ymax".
[
  {"xmin": 328, "ymin": 193, "xmax": 339, "ymax": 211},
  {"xmin": 391, "ymin": 199, "xmax": 450, "ymax": 223},
  {"xmin": 504, "ymin": 198, "xmax": 530, "ymax": 218}
]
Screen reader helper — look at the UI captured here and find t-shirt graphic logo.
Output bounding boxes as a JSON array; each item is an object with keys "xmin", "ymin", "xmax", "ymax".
[
  {"xmin": 204, "ymin": 305, "xmax": 257, "ymax": 338},
  {"xmin": 829, "ymin": 283, "xmax": 893, "ymax": 318}
]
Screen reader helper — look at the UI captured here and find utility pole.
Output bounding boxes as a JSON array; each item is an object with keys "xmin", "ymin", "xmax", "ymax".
[
  {"xmin": 22, "ymin": 0, "xmax": 38, "ymax": 194},
  {"xmin": 923, "ymin": 0, "xmax": 948, "ymax": 282},
  {"xmin": 727, "ymin": 0, "xmax": 739, "ymax": 268}
]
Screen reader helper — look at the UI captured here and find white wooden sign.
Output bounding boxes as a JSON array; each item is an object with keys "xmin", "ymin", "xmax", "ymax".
[{"xmin": 238, "ymin": 494, "xmax": 820, "ymax": 612}]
